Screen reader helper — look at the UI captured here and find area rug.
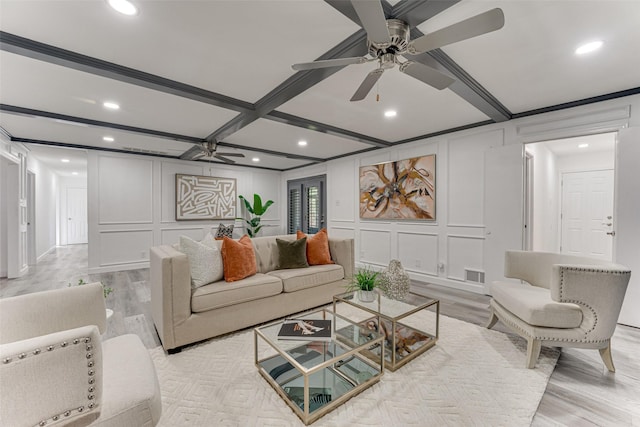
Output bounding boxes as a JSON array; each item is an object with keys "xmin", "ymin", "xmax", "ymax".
[{"xmin": 149, "ymin": 310, "xmax": 559, "ymax": 426}]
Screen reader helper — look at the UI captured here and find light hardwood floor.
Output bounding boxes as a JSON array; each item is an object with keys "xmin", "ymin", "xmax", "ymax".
[{"xmin": 2, "ymin": 244, "xmax": 639, "ymax": 426}]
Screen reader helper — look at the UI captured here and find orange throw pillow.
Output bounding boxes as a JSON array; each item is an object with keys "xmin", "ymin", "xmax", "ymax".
[
  {"xmin": 296, "ymin": 228, "xmax": 334, "ymax": 265},
  {"xmin": 221, "ymin": 235, "xmax": 257, "ymax": 282}
]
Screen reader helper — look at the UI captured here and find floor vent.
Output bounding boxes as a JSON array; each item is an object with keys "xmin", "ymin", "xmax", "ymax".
[{"xmin": 465, "ymin": 269, "xmax": 485, "ymax": 284}]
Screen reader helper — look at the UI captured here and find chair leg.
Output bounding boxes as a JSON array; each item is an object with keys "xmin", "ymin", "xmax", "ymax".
[
  {"xmin": 485, "ymin": 307, "xmax": 499, "ymax": 330},
  {"xmin": 599, "ymin": 342, "xmax": 616, "ymax": 373},
  {"xmin": 526, "ymin": 337, "xmax": 542, "ymax": 369}
]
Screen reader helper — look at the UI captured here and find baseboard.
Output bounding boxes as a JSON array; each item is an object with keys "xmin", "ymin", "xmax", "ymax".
[
  {"xmin": 355, "ymin": 261, "xmax": 486, "ymax": 295},
  {"xmin": 36, "ymin": 245, "xmax": 56, "ymax": 262},
  {"xmin": 88, "ymin": 261, "xmax": 150, "ymax": 275}
]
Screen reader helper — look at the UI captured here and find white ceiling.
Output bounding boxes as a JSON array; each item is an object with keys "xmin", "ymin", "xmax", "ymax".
[{"xmin": 1, "ymin": 0, "xmax": 639, "ymax": 173}]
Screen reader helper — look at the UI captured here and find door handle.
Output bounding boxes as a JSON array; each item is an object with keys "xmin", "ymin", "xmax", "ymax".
[{"xmin": 606, "ymin": 231, "xmax": 616, "ymax": 236}]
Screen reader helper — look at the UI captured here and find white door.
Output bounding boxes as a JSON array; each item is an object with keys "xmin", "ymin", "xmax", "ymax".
[
  {"xmin": 560, "ymin": 170, "xmax": 614, "ymax": 260},
  {"xmin": 67, "ymin": 188, "xmax": 88, "ymax": 244},
  {"xmin": 484, "ymin": 144, "xmax": 524, "ymax": 292},
  {"xmin": 616, "ymin": 128, "xmax": 640, "ymax": 328}
]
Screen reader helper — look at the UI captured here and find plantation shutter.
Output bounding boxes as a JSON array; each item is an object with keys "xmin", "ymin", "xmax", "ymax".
[{"xmin": 288, "ymin": 186, "xmax": 302, "ymax": 234}]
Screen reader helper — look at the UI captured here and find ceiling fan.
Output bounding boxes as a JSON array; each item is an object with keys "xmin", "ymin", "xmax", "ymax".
[
  {"xmin": 192, "ymin": 141, "xmax": 245, "ymax": 164},
  {"xmin": 292, "ymin": 1, "xmax": 505, "ymax": 101}
]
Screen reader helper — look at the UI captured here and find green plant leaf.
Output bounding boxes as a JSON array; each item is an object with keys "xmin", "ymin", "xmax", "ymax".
[
  {"xmin": 239, "ymin": 195, "xmax": 254, "ymax": 215},
  {"xmin": 253, "ymin": 194, "xmax": 263, "ymax": 214}
]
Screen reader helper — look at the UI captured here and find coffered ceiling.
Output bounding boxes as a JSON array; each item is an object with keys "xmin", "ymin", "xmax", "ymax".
[{"xmin": 1, "ymin": 0, "xmax": 639, "ymax": 171}]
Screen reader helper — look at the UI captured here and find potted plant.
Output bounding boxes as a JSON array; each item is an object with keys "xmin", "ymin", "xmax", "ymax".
[
  {"xmin": 238, "ymin": 194, "xmax": 274, "ymax": 237},
  {"xmin": 346, "ymin": 265, "xmax": 379, "ymax": 302}
]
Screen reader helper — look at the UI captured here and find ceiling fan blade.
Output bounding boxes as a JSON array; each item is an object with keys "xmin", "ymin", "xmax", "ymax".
[
  {"xmin": 350, "ymin": 68, "xmax": 385, "ymax": 102},
  {"xmin": 408, "ymin": 8, "xmax": 505, "ymax": 55},
  {"xmin": 216, "ymin": 152, "xmax": 245, "ymax": 158},
  {"xmin": 180, "ymin": 144, "xmax": 205, "ymax": 160},
  {"xmin": 399, "ymin": 61, "xmax": 455, "ymax": 90},
  {"xmin": 214, "ymin": 154, "xmax": 236, "ymax": 164},
  {"xmin": 292, "ymin": 56, "xmax": 368, "ymax": 71},
  {"xmin": 351, "ymin": 0, "xmax": 391, "ymax": 44}
]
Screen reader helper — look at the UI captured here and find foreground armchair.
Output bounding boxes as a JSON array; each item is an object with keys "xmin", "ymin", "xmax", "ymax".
[
  {"xmin": 0, "ymin": 283, "xmax": 162, "ymax": 427},
  {"xmin": 487, "ymin": 251, "xmax": 631, "ymax": 371}
]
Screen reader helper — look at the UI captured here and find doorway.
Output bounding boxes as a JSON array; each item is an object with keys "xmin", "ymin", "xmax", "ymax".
[
  {"xmin": 560, "ymin": 169, "xmax": 614, "ymax": 259},
  {"xmin": 27, "ymin": 171, "xmax": 36, "ymax": 265},
  {"xmin": 525, "ymin": 132, "xmax": 616, "ymax": 259},
  {"xmin": 287, "ymin": 175, "xmax": 327, "ymax": 234},
  {"xmin": 66, "ymin": 187, "xmax": 88, "ymax": 244}
]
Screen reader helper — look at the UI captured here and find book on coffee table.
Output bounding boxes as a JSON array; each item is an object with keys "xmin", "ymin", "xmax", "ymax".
[{"xmin": 277, "ymin": 318, "xmax": 332, "ymax": 341}]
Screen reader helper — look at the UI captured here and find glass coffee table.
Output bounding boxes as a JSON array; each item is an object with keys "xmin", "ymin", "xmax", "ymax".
[
  {"xmin": 254, "ymin": 308, "xmax": 384, "ymax": 425},
  {"xmin": 333, "ymin": 290, "xmax": 439, "ymax": 371}
]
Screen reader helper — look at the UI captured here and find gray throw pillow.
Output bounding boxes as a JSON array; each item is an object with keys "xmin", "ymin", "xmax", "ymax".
[{"xmin": 277, "ymin": 237, "xmax": 309, "ymax": 269}]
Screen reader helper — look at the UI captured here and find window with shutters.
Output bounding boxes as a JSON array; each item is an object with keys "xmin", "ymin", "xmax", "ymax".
[{"xmin": 287, "ymin": 175, "xmax": 326, "ymax": 234}]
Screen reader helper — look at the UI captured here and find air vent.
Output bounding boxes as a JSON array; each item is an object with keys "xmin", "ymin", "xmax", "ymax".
[
  {"xmin": 465, "ymin": 269, "xmax": 485, "ymax": 284},
  {"xmin": 122, "ymin": 147, "xmax": 168, "ymax": 156}
]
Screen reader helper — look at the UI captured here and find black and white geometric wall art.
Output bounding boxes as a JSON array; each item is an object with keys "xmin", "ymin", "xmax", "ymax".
[{"xmin": 175, "ymin": 174, "xmax": 237, "ymax": 221}]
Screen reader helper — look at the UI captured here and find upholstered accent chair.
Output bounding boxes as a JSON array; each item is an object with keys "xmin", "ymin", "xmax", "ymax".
[
  {"xmin": 487, "ymin": 251, "xmax": 631, "ymax": 372},
  {"xmin": 0, "ymin": 283, "xmax": 162, "ymax": 427}
]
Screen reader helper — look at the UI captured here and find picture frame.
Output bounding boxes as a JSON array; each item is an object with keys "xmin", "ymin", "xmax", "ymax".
[
  {"xmin": 359, "ymin": 154, "xmax": 436, "ymax": 220},
  {"xmin": 175, "ymin": 174, "xmax": 237, "ymax": 221}
]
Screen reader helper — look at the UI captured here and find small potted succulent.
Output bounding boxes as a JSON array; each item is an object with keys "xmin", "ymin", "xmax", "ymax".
[{"xmin": 346, "ymin": 265, "xmax": 379, "ymax": 303}]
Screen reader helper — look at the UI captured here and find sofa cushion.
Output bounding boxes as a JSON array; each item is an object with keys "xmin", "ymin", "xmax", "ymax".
[
  {"xmin": 99, "ymin": 334, "xmax": 162, "ymax": 426},
  {"xmin": 491, "ymin": 281, "xmax": 583, "ymax": 328},
  {"xmin": 180, "ymin": 233, "xmax": 223, "ymax": 287},
  {"xmin": 297, "ymin": 228, "xmax": 334, "ymax": 265},
  {"xmin": 268, "ymin": 264, "xmax": 344, "ymax": 293},
  {"xmin": 221, "ymin": 235, "xmax": 257, "ymax": 282},
  {"xmin": 191, "ymin": 274, "xmax": 283, "ymax": 312},
  {"xmin": 277, "ymin": 237, "xmax": 309, "ymax": 269}
]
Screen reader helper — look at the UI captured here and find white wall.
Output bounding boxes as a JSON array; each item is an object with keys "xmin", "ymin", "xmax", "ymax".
[
  {"xmin": 26, "ymin": 155, "xmax": 58, "ymax": 259},
  {"xmin": 87, "ymin": 152, "xmax": 282, "ymax": 273},
  {"xmin": 283, "ymin": 94, "xmax": 640, "ymax": 297},
  {"xmin": 0, "ymin": 152, "xmax": 8, "ymax": 277},
  {"xmin": 525, "ymin": 143, "xmax": 559, "ymax": 252},
  {"xmin": 557, "ymin": 149, "xmax": 615, "ymax": 172},
  {"xmin": 59, "ymin": 175, "xmax": 88, "ymax": 246}
]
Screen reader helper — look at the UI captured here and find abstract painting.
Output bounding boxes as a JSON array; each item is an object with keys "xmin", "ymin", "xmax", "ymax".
[
  {"xmin": 359, "ymin": 154, "xmax": 436, "ymax": 220},
  {"xmin": 175, "ymin": 174, "xmax": 236, "ymax": 221}
]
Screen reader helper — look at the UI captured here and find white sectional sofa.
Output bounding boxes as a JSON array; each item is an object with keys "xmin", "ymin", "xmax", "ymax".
[{"xmin": 150, "ymin": 234, "xmax": 354, "ymax": 352}]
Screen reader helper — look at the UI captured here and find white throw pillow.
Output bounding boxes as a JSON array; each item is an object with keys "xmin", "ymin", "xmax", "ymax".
[{"xmin": 180, "ymin": 233, "xmax": 224, "ymax": 287}]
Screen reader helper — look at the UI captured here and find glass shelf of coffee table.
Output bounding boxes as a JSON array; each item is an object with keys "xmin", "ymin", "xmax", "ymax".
[
  {"xmin": 333, "ymin": 290, "xmax": 439, "ymax": 371},
  {"xmin": 254, "ymin": 308, "xmax": 384, "ymax": 425}
]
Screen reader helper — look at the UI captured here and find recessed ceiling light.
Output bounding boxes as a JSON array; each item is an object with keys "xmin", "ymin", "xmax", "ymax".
[
  {"xmin": 252, "ymin": 157, "xmax": 260, "ymax": 162},
  {"xmin": 298, "ymin": 140, "xmax": 307, "ymax": 147},
  {"xmin": 108, "ymin": 0, "xmax": 138, "ymax": 16},
  {"xmin": 72, "ymin": 172, "xmax": 79, "ymax": 176},
  {"xmin": 578, "ymin": 143, "xmax": 589, "ymax": 148},
  {"xmin": 103, "ymin": 101, "xmax": 120, "ymax": 110},
  {"xmin": 384, "ymin": 110, "xmax": 397, "ymax": 118},
  {"xmin": 103, "ymin": 136, "xmax": 115, "ymax": 142},
  {"xmin": 61, "ymin": 158, "xmax": 70, "ymax": 163},
  {"xmin": 575, "ymin": 40, "xmax": 603, "ymax": 55}
]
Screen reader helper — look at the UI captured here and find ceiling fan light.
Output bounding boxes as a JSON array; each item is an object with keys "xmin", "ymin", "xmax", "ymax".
[
  {"xmin": 108, "ymin": 0, "xmax": 138, "ymax": 16},
  {"xmin": 575, "ymin": 40, "xmax": 603, "ymax": 55}
]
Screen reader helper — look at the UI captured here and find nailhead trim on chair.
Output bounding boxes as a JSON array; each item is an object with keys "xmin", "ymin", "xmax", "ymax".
[
  {"xmin": 559, "ymin": 267, "xmax": 601, "ymax": 335},
  {"xmin": 491, "ymin": 300, "xmax": 609, "ymax": 344},
  {"xmin": 3, "ymin": 336, "xmax": 98, "ymax": 426}
]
